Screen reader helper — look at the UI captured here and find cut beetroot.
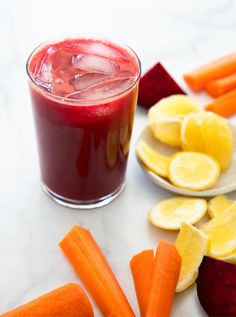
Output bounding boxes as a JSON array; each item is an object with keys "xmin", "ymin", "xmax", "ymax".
[
  {"xmin": 197, "ymin": 256, "xmax": 236, "ymax": 316},
  {"xmin": 138, "ymin": 62, "xmax": 185, "ymax": 109}
]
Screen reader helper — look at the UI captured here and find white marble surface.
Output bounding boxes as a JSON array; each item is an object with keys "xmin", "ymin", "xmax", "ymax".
[{"xmin": 0, "ymin": 0, "xmax": 236, "ymax": 315}]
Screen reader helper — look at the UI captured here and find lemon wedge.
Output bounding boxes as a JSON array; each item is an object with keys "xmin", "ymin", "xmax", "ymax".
[
  {"xmin": 181, "ymin": 111, "xmax": 233, "ymax": 170},
  {"xmin": 208, "ymin": 195, "xmax": 234, "ymax": 218},
  {"xmin": 148, "ymin": 197, "xmax": 207, "ymax": 230},
  {"xmin": 175, "ymin": 223, "xmax": 209, "ymax": 292},
  {"xmin": 201, "ymin": 204, "xmax": 236, "ymax": 257},
  {"xmin": 148, "ymin": 95, "xmax": 199, "ymax": 146},
  {"xmin": 168, "ymin": 152, "xmax": 220, "ymax": 191},
  {"xmin": 136, "ymin": 140, "xmax": 171, "ymax": 177}
]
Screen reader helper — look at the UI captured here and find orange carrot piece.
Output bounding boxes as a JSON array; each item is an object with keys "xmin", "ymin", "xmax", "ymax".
[
  {"xmin": 206, "ymin": 72, "xmax": 236, "ymax": 97},
  {"xmin": 60, "ymin": 226, "xmax": 135, "ymax": 317},
  {"xmin": 1, "ymin": 283, "xmax": 94, "ymax": 317},
  {"xmin": 183, "ymin": 52, "xmax": 236, "ymax": 91},
  {"xmin": 205, "ymin": 88, "xmax": 236, "ymax": 117},
  {"xmin": 130, "ymin": 250, "xmax": 154, "ymax": 317},
  {"xmin": 145, "ymin": 240, "xmax": 181, "ymax": 317}
]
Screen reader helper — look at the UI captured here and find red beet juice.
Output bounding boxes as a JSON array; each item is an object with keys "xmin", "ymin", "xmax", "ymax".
[{"xmin": 27, "ymin": 38, "xmax": 141, "ymax": 208}]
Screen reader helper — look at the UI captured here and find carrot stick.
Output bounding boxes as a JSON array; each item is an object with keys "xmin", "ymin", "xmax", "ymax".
[
  {"xmin": 1, "ymin": 283, "xmax": 94, "ymax": 317},
  {"xmin": 206, "ymin": 72, "xmax": 236, "ymax": 97},
  {"xmin": 130, "ymin": 250, "xmax": 155, "ymax": 317},
  {"xmin": 183, "ymin": 52, "xmax": 236, "ymax": 91},
  {"xmin": 145, "ymin": 240, "xmax": 181, "ymax": 317},
  {"xmin": 60, "ymin": 226, "xmax": 135, "ymax": 317},
  {"xmin": 205, "ymin": 88, "xmax": 236, "ymax": 117}
]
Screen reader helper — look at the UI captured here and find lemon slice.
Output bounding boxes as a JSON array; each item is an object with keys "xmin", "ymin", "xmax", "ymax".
[
  {"xmin": 208, "ymin": 195, "xmax": 234, "ymax": 218},
  {"xmin": 148, "ymin": 197, "xmax": 207, "ymax": 230},
  {"xmin": 175, "ymin": 223, "xmax": 209, "ymax": 292},
  {"xmin": 148, "ymin": 95, "xmax": 199, "ymax": 146},
  {"xmin": 168, "ymin": 152, "xmax": 220, "ymax": 191},
  {"xmin": 201, "ymin": 204, "xmax": 236, "ymax": 257},
  {"xmin": 181, "ymin": 111, "xmax": 233, "ymax": 170},
  {"xmin": 136, "ymin": 140, "xmax": 171, "ymax": 177}
]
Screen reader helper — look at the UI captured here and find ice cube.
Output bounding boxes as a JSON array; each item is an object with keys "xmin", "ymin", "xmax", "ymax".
[
  {"xmin": 34, "ymin": 46, "xmax": 56, "ymax": 91},
  {"xmin": 70, "ymin": 72, "xmax": 110, "ymax": 91},
  {"xmin": 52, "ymin": 48, "xmax": 78, "ymax": 70},
  {"xmin": 76, "ymin": 42, "xmax": 128, "ymax": 61},
  {"xmin": 117, "ymin": 70, "xmax": 133, "ymax": 78},
  {"xmin": 51, "ymin": 79, "xmax": 74, "ymax": 97},
  {"xmin": 66, "ymin": 77, "xmax": 133, "ymax": 101},
  {"xmin": 35, "ymin": 64, "xmax": 52, "ymax": 92},
  {"xmin": 72, "ymin": 54, "xmax": 120, "ymax": 75},
  {"xmin": 51, "ymin": 48, "xmax": 80, "ymax": 82}
]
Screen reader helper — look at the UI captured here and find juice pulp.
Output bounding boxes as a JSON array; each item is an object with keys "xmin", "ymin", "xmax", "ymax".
[{"xmin": 27, "ymin": 38, "xmax": 140, "ymax": 205}]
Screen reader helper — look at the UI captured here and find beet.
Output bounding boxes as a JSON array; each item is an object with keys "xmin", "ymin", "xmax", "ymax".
[
  {"xmin": 197, "ymin": 256, "xmax": 236, "ymax": 316},
  {"xmin": 138, "ymin": 62, "xmax": 185, "ymax": 109}
]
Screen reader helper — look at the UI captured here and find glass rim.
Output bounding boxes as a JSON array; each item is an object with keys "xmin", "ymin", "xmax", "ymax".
[{"xmin": 26, "ymin": 37, "xmax": 141, "ymax": 106}]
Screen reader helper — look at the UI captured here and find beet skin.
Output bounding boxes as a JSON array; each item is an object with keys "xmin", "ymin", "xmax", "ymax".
[{"xmin": 197, "ymin": 256, "xmax": 236, "ymax": 316}]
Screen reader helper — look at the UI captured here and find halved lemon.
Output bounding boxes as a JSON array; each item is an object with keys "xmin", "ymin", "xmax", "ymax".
[
  {"xmin": 168, "ymin": 152, "xmax": 220, "ymax": 191},
  {"xmin": 136, "ymin": 140, "xmax": 171, "ymax": 177},
  {"xmin": 208, "ymin": 195, "xmax": 234, "ymax": 218},
  {"xmin": 181, "ymin": 111, "xmax": 233, "ymax": 170},
  {"xmin": 175, "ymin": 223, "xmax": 209, "ymax": 292},
  {"xmin": 148, "ymin": 95, "xmax": 199, "ymax": 146},
  {"xmin": 148, "ymin": 197, "xmax": 207, "ymax": 230},
  {"xmin": 201, "ymin": 204, "xmax": 236, "ymax": 257}
]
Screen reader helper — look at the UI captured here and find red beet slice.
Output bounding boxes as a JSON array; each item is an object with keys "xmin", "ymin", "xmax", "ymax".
[
  {"xmin": 138, "ymin": 62, "xmax": 185, "ymax": 109},
  {"xmin": 197, "ymin": 256, "xmax": 236, "ymax": 316}
]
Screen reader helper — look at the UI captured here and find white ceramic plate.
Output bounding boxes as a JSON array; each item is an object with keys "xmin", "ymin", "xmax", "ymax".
[{"xmin": 136, "ymin": 125, "xmax": 236, "ymax": 197}]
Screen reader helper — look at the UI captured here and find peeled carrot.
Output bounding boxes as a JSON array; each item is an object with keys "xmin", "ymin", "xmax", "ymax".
[
  {"xmin": 60, "ymin": 226, "xmax": 135, "ymax": 317},
  {"xmin": 145, "ymin": 240, "xmax": 181, "ymax": 317},
  {"xmin": 130, "ymin": 250, "xmax": 154, "ymax": 317},
  {"xmin": 206, "ymin": 72, "xmax": 236, "ymax": 97},
  {"xmin": 205, "ymin": 88, "xmax": 236, "ymax": 117},
  {"xmin": 183, "ymin": 52, "xmax": 236, "ymax": 91},
  {"xmin": 1, "ymin": 283, "xmax": 94, "ymax": 317}
]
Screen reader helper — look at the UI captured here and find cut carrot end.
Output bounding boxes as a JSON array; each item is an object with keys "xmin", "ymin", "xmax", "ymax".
[
  {"xmin": 145, "ymin": 240, "xmax": 181, "ymax": 317},
  {"xmin": 60, "ymin": 226, "xmax": 135, "ymax": 317},
  {"xmin": 183, "ymin": 74, "xmax": 201, "ymax": 92},
  {"xmin": 206, "ymin": 72, "xmax": 236, "ymax": 97},
  {"xmin": 206, "ymin": 82, "xmax": 222, "ymax": 98},
  {"xmin": 184, "ymin": 52, "xmax": 236, "ymax": 92},
  {"xmin": 130, "ymin": 250, "xmax": 155, "ymax": 317},
  {"xmin": 1, "ymin": 283, "xmax": 94, "ymax": 317},
  {"xmin": 205, "ymin": 88, "xmax": 236, "ymax": 117},
  {"xmin": 205, "ymin": 104, "xmax": 216, "ymax": 112}
]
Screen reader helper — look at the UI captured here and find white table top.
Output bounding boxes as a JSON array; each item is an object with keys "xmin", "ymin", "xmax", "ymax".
[{"xmin": 1, "ymin": 0, "xmax": 236, "ymax": 315}]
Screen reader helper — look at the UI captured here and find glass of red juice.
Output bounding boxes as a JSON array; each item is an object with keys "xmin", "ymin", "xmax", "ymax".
[{"xmin": 26, "ymin": 38, "xmax": 141, "ymax": 208}]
